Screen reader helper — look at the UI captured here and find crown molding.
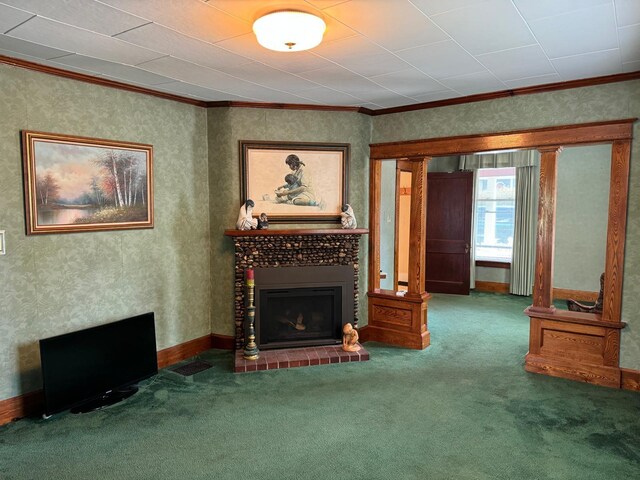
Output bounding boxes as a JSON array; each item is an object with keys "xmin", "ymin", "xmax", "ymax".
[
  {"xmin": 0, "ymin": 54, "xmax": 208, "ymax": 107},
  {"xmin": 1, "ymin": 54, "xmax": 638, "ymax": 116}
]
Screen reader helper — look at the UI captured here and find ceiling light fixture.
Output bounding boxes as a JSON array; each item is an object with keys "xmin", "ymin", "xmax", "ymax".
[{"xmin": 253, "ymin": 10, "xmax": 326, "ymax": 52}]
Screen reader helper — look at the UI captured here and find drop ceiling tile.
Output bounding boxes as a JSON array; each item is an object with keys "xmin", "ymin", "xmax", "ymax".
[
  {"xmin": 410, "ymin": 0, "xmax": 490, "ymax": 16},
  {"xmin": 622, "ymin": 60, "xmax": 640, "ymax": 72},
  {"xmin": 0, "ymin": 0, "xmax": 149, "ymax": 36},
  {"xmin": 50, "ymin": 54, "xmax": 175, "ymax": 86},
  {"xmin": 619, "ymin": 24, "xmax": 640, "ymax": 63},
  {"xmin": 0, "ymin": 47, "xmax": 46, "ymax": 64},
  {"xmin": 311, "ymin": 35, "xmax": 388, "ymax": 64},
  {"xmin": 430, "ymin": 0, "xmax": 536, "ymax": 55},
  {"xmin": 369, "ymin": 68, "xmax": 445, "ymax": 96},
  {"xmin": 304, "ymin": 0, "xmax": 352, "ymax": 9},
  {"xmin": 115, "ymin": 23, "xmax": 252, "ymax": 70},
  {"xmin": 294, "ymin": 86, "xmax": 363, "ymax": 105},
  {"xmin": 99, "ymin": 0, "xmax": 252, "ymax": 43},
  {"xmin": 0, "ymin": 4, "xmax": 33, "ymax": 34},
  {"xmin": 528, "ymin": 3, "xmax": 618, "ymax": 59},
  {"xmin": 34, "ymin": 58, "xmax": 102, "ymax": 77},
  {"xmin": 551, "ymin": 49, "xmax": 622, "ymax": 79},
  {"xmin": 615, "ymin": 0, "xmax": 640, "ymax": 27},
  {"xmin": 223, "ymin": 62, "xmax": 321, "ymax": 93},
  {"xmin": 151, "ymin": 81, "xmax": 254, "ymax": 101},
  {"xmin": 7, "ymin": 17, "xmax": 163, "ymax": 65},
  {"xmin": 503, "ymin": 73, "xmax": 562, "ymax": 89},
  {"xmin": 297, "ymin": 64, "xmax": 397, "ymax": 97},
  {"xmin": 477, "ymin": 45, "xmax": 556, "ymax": 81},
  {"xmin": 439, "ymin": 70, "xmax": 506, "ymax": 95},
  {"xmin": 512, "ymin": 0, "xmax": 611, "ymax": 21},
  {"xmin": 324, "ymin": 0, "xmax": 449, "ymax": 51},
  {"xmin": 333, "ymin": 52, "xmax": 411, "ymax": 77},
  {"xmin": 216, "ymin": 33, "xmax": 333, "ymax": 73},
  {"xmin": 138, "ymin": 55, "xmax": 296, "ymax": 100},
  {"xmin": 0, "ymin": 34, "xmax": 71, "ymax": 60},
  {"xmin": 396, "ymin": 40, "xmax": 486, "ymax": 79},
  {"xmin": 410, "ymin": 90, "xmax": 462, "ymax": 103},
  {"xmin": 360, "ymin": 94, "xmax": 416, "ymax": 109}
]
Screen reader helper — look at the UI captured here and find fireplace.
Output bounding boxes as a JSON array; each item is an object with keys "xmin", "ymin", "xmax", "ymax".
[{"xmin": 255, "ymin": 265, "xmax": 354, "ymax": 349}]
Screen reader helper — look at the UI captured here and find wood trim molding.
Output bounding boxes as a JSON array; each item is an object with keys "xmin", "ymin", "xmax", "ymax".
[
  {"xmin": 621, "ymin": 368, "xmax": 640, "ymax": 392},
  {"xmin": 369, "ymin": 71, "xmax": 640, "ymax": 116},
  {"xmin": 206, "ymin": 100, "xmax": 374, "ymax": 114},
  {"xmin": 474, "ymin": 281, "xmax": 510, "ymax": 294},
  {"xmin": 157, "ymin": 334, "xmax": 214, "ymax": 369},
  {"xmin": 211, "ymin": 334, "xmax": 235, "ymax": 350},
  {"xmin": 224, "ymin": 228, "xmax": 368, "ymax": 237},
  {"xmin": 476, "ymin": 260, "xmax": 510, "ymax": 269},
  {"xmin": 0, "ymin": 55, "xmax": 208, "ymax": 107},
  {"xmin": 553, "ymin": 288, "xmax": 598, "ymax": 302},
  {"xmin": 369, "ymin": 119, "xmax": 635, "ymax": 159},
  {"xmin": 2, "ymin": 55, "xmax": 637, "ymax": 116},
  {"xmin": 0, "ymin": 390, "xmax": 43, "ymax": 426}
]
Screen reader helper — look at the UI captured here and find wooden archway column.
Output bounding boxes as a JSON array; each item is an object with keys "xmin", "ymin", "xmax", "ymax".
[
  {"xmin": 364, "ymin": 156, "xmax": 431, "ymax": 350},
  {"xmin": 366, "ymin": 119, "xmax": 635, "ymax": 388}
]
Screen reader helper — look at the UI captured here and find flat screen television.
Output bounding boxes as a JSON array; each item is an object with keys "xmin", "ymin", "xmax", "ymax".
[{"xmin": 39, "ymin": 312, "xmax": 157, "ymax": 416}]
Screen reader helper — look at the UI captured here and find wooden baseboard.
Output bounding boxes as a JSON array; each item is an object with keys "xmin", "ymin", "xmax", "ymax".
[
  {"xmin": 157, "ymin": 334, "xmax": 214, "ymax": 369},
  {"xmin": 525, "ymin": 353, "xmax": 621, "ymax": 388},
  {"xmin": 1, "ymin": 333, "xmax": 218, "ymax": 426},
  {"xmin": 474, "ymin": 282, "xmax": 598, "ymax": 302},
  {"xmin": 211, "ymin": 334, "xmax": 235, "ymax": 350},
  {"xmin": 553, "ymin": 288, "xmax": 599, "ymax": 302},
  {"xmin": 474, "ymin": 281, "xmax": 509, "ymax": 294},
  {"xmin": 621, "ymin": 368, "xmax": 640, "ymax": 392},
  {"xmin": 0, "ymin": 390, "xmax": 43, "ymax": 426}
]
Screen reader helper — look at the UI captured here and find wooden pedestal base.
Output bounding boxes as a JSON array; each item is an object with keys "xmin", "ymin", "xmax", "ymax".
[
  {"xmin": 364, "ymin": 291, "xmax": 430, "ymax": 350},
  {"xmin": 525, "ymin": 308, "xmax": 625, "ymax": 388}
]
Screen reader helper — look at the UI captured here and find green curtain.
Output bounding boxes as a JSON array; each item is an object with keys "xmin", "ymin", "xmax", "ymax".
[
  {"xmin": 459, "ymin": 150, "xmax": 539, "ymax": 293},
  {"xmin": 510, "ymin": 164, "xmax": 539, "ymax": 295}
]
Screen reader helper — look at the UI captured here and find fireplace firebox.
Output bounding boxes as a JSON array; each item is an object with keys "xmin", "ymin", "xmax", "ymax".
[{"xmin": 254, "ymin": 266, "xmax": 354, "ymax": 350}]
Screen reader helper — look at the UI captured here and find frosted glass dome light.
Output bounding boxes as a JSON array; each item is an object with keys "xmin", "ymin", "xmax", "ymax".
[{"xmin": 253, "ymin": 11, "xmax": 326, "ymax": 52}]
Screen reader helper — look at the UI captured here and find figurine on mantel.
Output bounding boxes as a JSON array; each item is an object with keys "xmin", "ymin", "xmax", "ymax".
[
  {"xmin": 342, "ymin": 323, "xmax": 361, "ymax": 352},
  {"xmin": 257, "ymin": 212, "xmax": 269, "ymax": 230},
  {"xmin": 340, "ymin": 204, "xmax": 357, "ymax": 229},
  {"xmin": 236, "ymin": 199, "xmax": 258, "ymax": 230}
]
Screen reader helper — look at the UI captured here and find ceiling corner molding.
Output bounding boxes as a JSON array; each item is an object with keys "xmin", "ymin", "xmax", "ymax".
[
  {"xmin": 371, "ymin": 71, "xmax": 640, "ymax": 116},
  {"xmin": 0, "ymin": 54, "xmax": 208, "ymax": 108},
  {"xmin": 205, "ymin": 100, "xmax": 364, "ymax": 114}
]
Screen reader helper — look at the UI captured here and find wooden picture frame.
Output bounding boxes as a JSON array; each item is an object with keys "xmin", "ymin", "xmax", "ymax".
[
  {"xmin": 21, "ymin": 131, "xmax": 154, "ymax": 235},
  {"xmin": 239, "ymin": 141, "xmax": 349, "ymax": 223}
]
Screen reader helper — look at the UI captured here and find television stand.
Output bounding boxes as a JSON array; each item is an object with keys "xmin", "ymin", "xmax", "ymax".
[{"xmin": 70, "ymin": 385, "xmax": 139, "ymax": 414}]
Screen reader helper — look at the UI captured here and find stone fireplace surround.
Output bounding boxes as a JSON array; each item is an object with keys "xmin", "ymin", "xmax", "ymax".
[{"xmin": 224, "ymin": 228, "xmax": 368, "ymax": 350}]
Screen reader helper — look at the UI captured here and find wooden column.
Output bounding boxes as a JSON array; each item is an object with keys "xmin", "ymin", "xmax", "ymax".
[
  {"xmin": 529, "ymin": 146, "xmax": 561, "ymax": 313},
  {"xmin": 406, "ymin": 157, "xmax": 428, "ymax": 297},
  {"xmin": 368, "ymin": 159, "xmax": 381, "ymax": 292},
  {"xmin": 602, "ymin": 139, "xmax": 631, "ymax": 323}
]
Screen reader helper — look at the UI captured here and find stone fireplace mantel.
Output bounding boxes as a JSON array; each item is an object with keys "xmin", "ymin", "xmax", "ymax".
[{"xmin": 225, "ymin": 228, "xmax": 368, "ymax": 349}]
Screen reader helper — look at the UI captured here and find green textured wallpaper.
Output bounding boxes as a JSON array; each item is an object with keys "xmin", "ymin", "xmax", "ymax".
[
  {"xmin": 372, "ymin": 80, "xmax": 640, "ymax": 370},
  {"xmin": 554, "ymin": 145, "xmax": 611, "ymax": 291},
  {"xmin": 0, "ymin": 65, "xmax": 211, "ymax": 401},
  {"xmin": 207, "ymin": 107, "xmax": 372, "ymax": 336}
]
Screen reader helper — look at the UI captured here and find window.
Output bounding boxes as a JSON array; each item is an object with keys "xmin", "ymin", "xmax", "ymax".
[{"xmin": 474, "ymin": 167, "xmax": 516, "ymax": 262}]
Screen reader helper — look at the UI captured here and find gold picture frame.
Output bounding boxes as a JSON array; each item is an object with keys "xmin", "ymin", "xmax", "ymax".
[
  {"xmin": 240, "ymin": 141, "xmax": 350, "ymax": 223},
  {"xmin": 22, "ymin": 131, "xmax": 154, "ymax": 235}
]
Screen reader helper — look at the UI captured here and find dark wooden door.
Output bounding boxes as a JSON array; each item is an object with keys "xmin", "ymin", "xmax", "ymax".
[{"xmin": 426, "ymin": 171, "xmax": 473, "ymax": 295}]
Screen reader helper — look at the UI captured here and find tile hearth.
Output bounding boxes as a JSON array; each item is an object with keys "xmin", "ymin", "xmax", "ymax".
[{"xmin": 234, "ymin": 344, "xmax": 369, "ymax": 373}]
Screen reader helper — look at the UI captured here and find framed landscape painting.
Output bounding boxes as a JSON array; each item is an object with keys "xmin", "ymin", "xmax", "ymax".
[
  {"xmin": 21, "ymin": 131, "xmax": 154, "ymax": 235},
  {"xmin": 240, "ymin": 141, "xmax": 350, "ymax": 223}
]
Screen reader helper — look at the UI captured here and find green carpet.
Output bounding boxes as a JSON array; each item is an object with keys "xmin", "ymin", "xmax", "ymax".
[{"xmin": 1, "ymin": 292, "xmax": 639, "ymax": 479}]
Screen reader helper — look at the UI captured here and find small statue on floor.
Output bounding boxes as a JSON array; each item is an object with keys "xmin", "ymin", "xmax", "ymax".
[
  {"xmin": 257, "ymin": 212, "xmax": 269, "ymax": 230},
  {"xmin": 342, "ymin": 323, "xmax": 361, "ymax": 352},
  {"xmin": 236, "ymin": 199, "xmax": 258, "ymax": 230},
  {"xmin": 340, "ymin": 204, "xmax": 357, "ymax": 229}
]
